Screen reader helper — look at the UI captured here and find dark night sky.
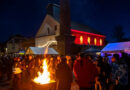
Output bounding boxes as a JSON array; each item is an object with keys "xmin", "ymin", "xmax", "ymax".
[{"xmin": 0, "ymin": 0, "xmax": 130, "ymax": 42}]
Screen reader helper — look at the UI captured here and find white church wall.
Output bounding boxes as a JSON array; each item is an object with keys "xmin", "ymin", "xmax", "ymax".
[
  {"xmin": 36, "ymin": 15, "xmax": 60, "ymax": 37},
  {"xmin": 35, "ymin": 15, "xmax": 60, "ymax": 47}
]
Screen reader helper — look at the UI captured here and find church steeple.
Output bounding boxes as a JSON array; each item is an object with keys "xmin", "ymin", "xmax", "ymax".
[
  {"xmin": 56, "ymin": 0, "xmax": 75, "ymax": 55},
  {"xmin": 60, "ymin": 0, "xmax": 71, "ymax": 35}
]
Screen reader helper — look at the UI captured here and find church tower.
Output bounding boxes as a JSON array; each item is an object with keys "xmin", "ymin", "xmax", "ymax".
[
  {"xmin": 60, "ymin": 0, "xmax": 71, "ymax": 35},
  {"xmin": 56, "ymin": 0, "xmax": 75, "ymax": 55}
]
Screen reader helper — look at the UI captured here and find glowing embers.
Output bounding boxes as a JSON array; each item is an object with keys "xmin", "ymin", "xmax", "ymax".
[{"xmin": 80, "ymin": 36, "xmax": 83, "ymax": 44}]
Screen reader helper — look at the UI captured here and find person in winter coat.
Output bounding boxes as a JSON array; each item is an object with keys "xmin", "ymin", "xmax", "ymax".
[
  {"xmin": 73, "ymin": 54, "xmax": 98, "ymax": 90},
  {"xmin": 111, "ymin": 54, "xmax": 128, "ymax": 90},
  {"xmin": 56, "ymin": 56, "xmax": 73, "ymax": 90}
]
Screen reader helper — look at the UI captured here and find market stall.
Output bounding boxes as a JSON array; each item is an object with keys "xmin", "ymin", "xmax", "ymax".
[
  {"xmin": 25, "ymin": 47, "xmax": 59, "ymax": 55},
  {"xmin": 101, "ymin": 41, "xmax": 130, "ymax": 55},
  {"xmin": 82, "ymin": 48, "xmax": 101, "ymax": 56}
]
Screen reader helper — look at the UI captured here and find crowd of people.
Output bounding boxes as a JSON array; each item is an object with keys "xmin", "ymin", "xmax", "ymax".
[
  {"xmin": 0, "ymin": 52, "xmax": 129, "ymax": 90},
  {"xmin": 74, "ymin": 53, "xmax": 130, "ymax": 90}
]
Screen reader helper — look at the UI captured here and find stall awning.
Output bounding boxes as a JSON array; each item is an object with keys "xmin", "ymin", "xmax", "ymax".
[
  {"xmin": 83, "ymin": 48, "xmax": 100, "ymax": 53},
  {"xmin": 26, "ymin": 47, "xmax": 58, "ymax": 55},
  {"xmin": 101, "ymin": 41, "xmax": 130, "ymax": 53}
]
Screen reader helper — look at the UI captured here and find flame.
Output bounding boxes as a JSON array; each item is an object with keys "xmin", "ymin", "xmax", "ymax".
[
  {"xmin": 33, "ymin": 47, "xmax": 55, "ymax": 84},
  {"xmin": 33, "ymin": 59, "xmax": 54, "ymax": 84}
]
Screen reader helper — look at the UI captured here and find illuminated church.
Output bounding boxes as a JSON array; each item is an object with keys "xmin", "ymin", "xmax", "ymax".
[{"xmin": 35, "ymin": 4, "xmax": 106, "ymax": 49}]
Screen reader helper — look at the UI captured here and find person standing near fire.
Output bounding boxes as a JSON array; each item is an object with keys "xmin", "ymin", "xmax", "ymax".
[
  {"xmin": 12, "ymin": 58, "xmax": 22, "ymax": 90},
  {"xmin": 66, "ymin": 55, "xmax": 73, "ymax": 70},
  {"xmin": 56, "ymin": 56, "xmax": 73, "ymax": 90},
  {"xmin": 55, "ymin": 55, "xmax": 62, "ymax": 67},
  {"xmin": 73, "ymin": 54, "xmax": 98, "ymax": 90}
]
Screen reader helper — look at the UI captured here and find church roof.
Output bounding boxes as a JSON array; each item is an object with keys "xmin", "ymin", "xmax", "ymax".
[
  {"xmin": 71, "ymin": 22, "xmax": 102, "ymax": 35},
  {"xmin": 47, "ymin": 4, "xmax": 104, "ymax": 35}
]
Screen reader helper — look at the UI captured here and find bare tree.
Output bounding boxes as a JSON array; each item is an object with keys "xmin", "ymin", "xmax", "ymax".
[{"xmin": 113, "ymin": 25, "xmax": 124, "ymax": 42}]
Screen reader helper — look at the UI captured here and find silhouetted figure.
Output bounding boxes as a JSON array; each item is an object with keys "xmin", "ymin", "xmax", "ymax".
[
  {"xmin": 111, "ymin": 54, "xmax": 128, "ymax": 90},
  {"xmin": 102, "ymin": 56, "xmax": 112, "ymax": 90},
  {"xmin": 6, "ymin": 56, "xmax": 13, "ymax": 80},
  {"xmin": 12, "ymin": 61, "xmax": 22, "ymax": 90},
  {"xmin": 118, "ymin": 53, "xmax": 129, "ymax": 90},
  {"xmin": 73, "ymin": 54, "xmax": 98, "ymax": 90},
  {"xmin": 56, "ymin": 56, "xmax": 72, "ymax": 90},
  {"xmin": 111, "ymin": 54, "xmax": 120, "ymax": 90}
]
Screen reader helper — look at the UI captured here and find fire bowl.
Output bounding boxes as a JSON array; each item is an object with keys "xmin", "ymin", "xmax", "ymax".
[{"xmin": 32, "ymin": 81, "xmax": 56, "ymax": 90}]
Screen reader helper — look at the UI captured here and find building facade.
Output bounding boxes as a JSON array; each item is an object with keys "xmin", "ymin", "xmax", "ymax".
[
  {"xmin": 35, "ymin": 4, "xmax": 106, "ymax": 53},
  {"xmin": 6, "ymin": 35, "xmax": 27, "ymax": 54}
]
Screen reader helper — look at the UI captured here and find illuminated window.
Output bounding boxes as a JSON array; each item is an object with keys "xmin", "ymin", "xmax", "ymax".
[
  {"xmin": 94, "ymin": 38, "xmax": 97, "ymax": 45},
  {"xmin": 100, "ymin": 39, "xmax": 103, "ymax": 46},
  {"xmin": 88, "ymin": 37, "xmax": 91, "ymax": 44},
  {"xmin": 80, "ymin": 36, "xmax": 83, "ymax": 44}
]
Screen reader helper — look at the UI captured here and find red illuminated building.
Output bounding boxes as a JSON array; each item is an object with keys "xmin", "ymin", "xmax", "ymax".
[
  {"xmin": 71, "ymin": 29, "xmax": 105, "ymax": 46},
  {"xmin": 70, "ymin": 23, "xmax": 106, "ymax": 46}
]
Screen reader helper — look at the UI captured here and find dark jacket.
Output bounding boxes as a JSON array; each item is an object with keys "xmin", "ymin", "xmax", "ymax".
[{"xmin": 56, "ymin": 62, "xmax": 72, "ymax": 90}]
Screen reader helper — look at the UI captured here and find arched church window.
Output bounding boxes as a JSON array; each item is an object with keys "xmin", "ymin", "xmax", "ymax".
[
  {"xmin": 88, "ymin": 37, "xmax": 91, "ymax": 45},
  {"xmin": 80, "ymin": 36, "xmax": 83, "ymax": 44},
  {"xmin": 100, "ymin": 39, "xmax": 103, "ymax": 46},
  {"xmin": 94, "ymin": 38, "xmax": 97, "ymax": 45}
]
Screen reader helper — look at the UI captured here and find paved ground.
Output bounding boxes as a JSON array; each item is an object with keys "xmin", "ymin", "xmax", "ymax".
[
  {"xmin": 0, "ymin": 75, "xmax": 32, "ymax": 90},
  {"xmin": 0, "ymin": 77, "xmax": 12, "ymax": 90},
  {"xmin": 0, "ymin": 73, "xmax": 56, "ymax": 90}
]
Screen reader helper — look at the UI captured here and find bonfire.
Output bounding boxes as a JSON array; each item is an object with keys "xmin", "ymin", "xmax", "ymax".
[{"xmin": 33, "ymin": 58, "xmax": 55, "ymax": 84}]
